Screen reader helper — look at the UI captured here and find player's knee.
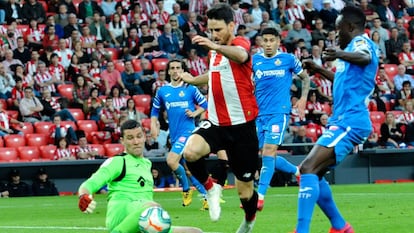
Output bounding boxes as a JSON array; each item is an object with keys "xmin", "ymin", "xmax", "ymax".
[
  {"xmin": 166, "ymin": 153, "xmax": 179, "ymax": 169},
  {"xmin": 299, "ymin": 163, "xmax": 317, "ymax": 174},
  {"xmin": 183, "ymin": 148, "xmax": 198, "ymax": 162}
]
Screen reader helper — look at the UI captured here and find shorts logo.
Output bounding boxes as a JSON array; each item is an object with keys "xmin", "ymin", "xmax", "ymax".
[
  {"xmin": 328, "ymin": 126, "xmax": 339, "ymax": 131},
  {"xmin": 242, "ymin": 173, "xmax": 252, "ymax": 178},
  {"xmin": 178, "ymin": 136, "xmax": 186, "ymax": 143},
  {"xmin": 272, "ymin": 125, "xmax": 280, "ymax": 133}
]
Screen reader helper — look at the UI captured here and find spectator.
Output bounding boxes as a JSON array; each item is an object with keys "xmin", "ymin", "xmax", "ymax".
[
  {"xmin": 10, "ymin": 76, "xmax": 24, "ymax": 110},
  {"xmin": 125, "ymin": 98, "xmax": 147, "ymax": 122},
  {"xmin": 61, "ymin": 0, "xmax": 77, "ymax": 15},
  {"xmin": 53, "ymin": 39, "xmax": 73, "ymax": 70},
  {"xmin": 242, "ymin": 12, "xmax": 259, "ymax": 39},
  {"xmin": 140, "ymin": 22, "xmax": 165, "ymax": 61},
  {"xmin": 152, "ymin": 0, "xmax": 170, "ymax": 26},
  {"xmin": 19, "ymin": 86, "xmax": 43, "ymax": 123},
  {"xmin": 148, "ymin": 19, "xmax": 162, "ymax": 40},
  {"xmin": 49, "ymin": 114, "xmax": 78, "ymax": 144},
  {"xmin": 285, "ymin": 20, "xmax": 312, "ymax": 51},
  {"xmin": 5, "ymin": 0, "xmax": 23, "ymax": 24},
  {"xmin": 371, "ymin": 31, "xmax": 387, "ymax": 63},
  {"xmin": 32, "ymin": 168, "xmax": 59, "ymax": 196},
  {"xmin": 271, "ymin": 0, "xmax": 290, "ymax": 31},
  {"xmin": 386, "ymin": 27, "xmax": 405, "ymax": 64},
  {"xmin": 170, "ymin": 3, "xmax": 186, "ymax": 27},
  {"xmin": 393, "ymin": 64, "xmax": 414, "ymax": 91},
  {"xmin": 398, "ymin": 101, "xmax": 414, "ymax": 146},
  {"xmin": 108, "ymin": 13, "xmax": 128, "ymax": 48},
  {"xmin": 66, "ymin": 55, "xmax": 81, "ymax": 83},
  {"xmin": 72, "ymin": 75, "xmax": 91, "ymax": 109},
  {"xmin": 78, "ymin": 0, "xmax": 103, "ymax": 24},
  {"xmin": 101, "ymin": 61, "xmax": 125, "ymax": 96},
  {"xmin": 0, "ymin": 63, "xmax": 15, "ymax": 99},
  {"xmin": 75, "ymin": 131, "xmax": 102, "ymax": 159},
  {"xmin": 40, "ymin": 89, "xmax": 76, "ymax": 121},
  {"xmin": 0, "ymin": 100, "xmax": 24, "ymax": 136},
  {"xmin": 319, "ymin": 0, "xmax": 339, "ymax": 31},
  {"xmin": 91, "ymin": 40, "xmax": 111, "ymax": 65},
  {"xmin": 88, "ymin": 12, "xmax": 111, "ymax": 46},
  {"xmin": 137, "ymin": 58, "xmax": 157, "ymax": 95},
  {"xmin": 122, "ymin": 27, "xmax": 143, "ymax": 60},
  {"xmin": 363, "ymin": 129, "xmax": 380, "ymax": 149},
  {"xmin": 312, "ymin": 73, "xmax": 333, "ymax": 103},
  {"xmin": 144, "ymin": 127, "xmax": 167, "ymax": 157},
  {"xmin": 2, "ymin": 49, "xmax": 22, "ymax": 75},
  {"xmin": 22, "ymin": 0, "xmax": 46, "ymax": 24},
  {"xmin": 110, "ymin": 86, "xmax": 127, "ymax": 111},
  {"xmin": 380, "ymin": 112, "xmax": 404, "ymax": 148},
  {"xmin": 48, "ymin": 54, "xmax": 65, "ymax": 84},
  {"xmin": 0, "ymin": 181, "xmax": 9, "ymax": 198},
  {"xmin": 306, "ymin": 90, "xmax": 326, "ymax": 123},
  {"xmin": 42, "ymin": 26, "xmax": 60, "ymax": 51},
  {"xmin": 395, "ymin": 18, "xmax": 409, "ymax": 41},
  {"xmin": 158, "ymin": 23, "xmax": 181, "ymax": 59},
  {"xmin": 16, "ymin": 63, "xmax": 35, "ymax": 90},
  {"xmin": 395, "ymin": 80, "xmax": 414, "ymax": 110},
  {"xmin": 152, "ymin": 167, "xmax": 168, "ymax": 188},
  {"xmin": 101, "ymin": 0, "xmax": 116, "ymax": 18},
  {"xmin": 63, "ymin": 13, "xmax": 81, "ymax": 39},
  {"xmin": 3, "ymin": 24, "xmax": 20, "ymax": 50},
  {"xmin": 84, "ymin": 87, "xmax": 103, "ymax": 121},
  {"xmin": 376, "ymin": 63, "xmax": 395, "ymax": 101},
  {"xmin": 13, "ymin": 37, "xmax": 30, "ymax": 64},
  {"xmin": 129, "ymin": 4, "xmax": 149, "ymax": 28},
  {"xmin": 99, "ymin": 96, "xmax": 120, "ymax": 133},
  {"xmin": 311, "ymin": 18, "xmax": 328, "ymax": 46},
  {"xmin": 406, "ymin": 0, "xmax": 414, "ymax": 17},
  {"xmin": 54, "ymin": 137, "xmax": 77, "ymax": 160},
  {"xmin": 7, "ymin": 169, "xmax": 32, "ymax": 197},
  {"xmin": 398, "ymin": 42, "xmax": 414, "ymax": 75},
  {"xmin": 54, "ymin": 4, "xmax": 69, "ymax": 27},
  {"xmin": 121, "ymin": 60, "xmax": 144, "ymax": 95},
  {"xmin": 285, "ymin": 0, "xmax": 305, "ymax": 26},
  {"xmin": 73, "ymin": 41, "xmax": 90, "ymax": 65},
  {"xmin": 359, "ymin": 0, "xmax": 379, "ymax": 28},
  {"xmin": 45, "ymin": 15, "xmax": 64, "ymax": 39},
  {"xmin": 376, "ymin": 0, "xmax": 397, "ymax": 29},
  {"xmin": 303, "ymin": 0, "xmax": 320, "ymax": 30},
  {"xmin": 325, "ymin": 29, "xmax": 338, "ymax": 48},
  {"xmin": 291, "ymin": 126, "xmax": 313, "ymax": 155},
  {"xmin": 186, "ymin": 48, "xmax": 207, "ymax": 77},
  {"xmin": 34, "ymin": 61, "xmax": 57, "ymax": 95}
]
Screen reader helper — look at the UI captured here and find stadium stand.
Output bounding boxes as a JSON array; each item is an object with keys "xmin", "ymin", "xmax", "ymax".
[
  {"xmin": 34, "ymin": 122, "xmax": 54, "ymax": 135},
  {"xmin": 4, "ymin": 135, "xmax": 26, "ymax": 148},
  {"xmin": 25, "ymin": 133, "xmax": 48, "ymax": 147},
  {"xmin": 369, "ymin": 111, "xmax": 386, "ymax": 124},
  {"xmin": 67, "ymin": 108, "xmax": 85, "ymax": 121},
  {"xmin": 57, "ymin": 84, "xmax": 74, "ymax": 101},
  {"xmin": 132, "ymin": 94, "xmax": 152, "ymax": 115},
  {"xmin": 104, "ymin": 143, "xmax": 125, "ymax": 157},
  {"xmin": 152, "ymin": 58, "xmax": 169, "ymax": 72},
  {"xmin": 39, "ymin": 145, "xmax": 57, "ymax": 160},
  {"xmin": 0, "ymin": 147, "xmax": 18, "ymax": 161},
  {"xmin": 17, "ymin": 146, "xmax": 41, "ymax": 161}
]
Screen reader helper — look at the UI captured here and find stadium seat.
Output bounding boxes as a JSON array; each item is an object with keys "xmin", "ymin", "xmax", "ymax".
[
  {"xmin": 132, "ymin": 58, "xmax": 143, "ymax": 72},
  {"xmin": 77, "ymin": 120, "xmax": 98, "ymax": 142},
  {"xmin": 6, "ymin": 110, "xmax": 19, "ymax": 119},
  {"xmin": 372, "ymin": 122, "xmax": 381, "ymax": 136},
  {"xmin": 374, "ymin": 179, "xmax": 393, "ymax": 184},
  {"xmin": 4, "ymin": 134, "xmax": 26, "ymax": 148},
  {"xmin": 305, "ymin": 127, "xmax": 319, "ymax": 143},
  {"xmin": 132, "ymin": 94, "xmax": 152, "ymax": 115},
  {"xmin": 106, "ymin": 48, "xmax": 120, "ymax": 61},
  {"xmin": 114, "ymin": 60, "xmax": 125, "ymax": 72},
  {"xmin": 322, "ymin": 102, "xmax": 332, "ymax": 115},
  {"xmin": 39, "ymin": 145, "xmax": 57, "ymax": 160},
  {"xmin": 90, "ymin": 131, "xmax": 112, "ymax": 144},
  {"xmin": 18, "ymin": 146, "xmax": 40, "ymax": 161},
  {"xmin": 395, "ymin": 179, "xmax": 414, "ymax": 183},
  {"xmin": 141, "ymin": 118, "xmax": 151, "ymax": 130},
  {"xmin": 0, "ymin": 147, "xmax": 18, "ymax": 161},
  {"xmin": 390, "ymin": 110, "xmax": 403, "ymax": 120},
  {"xmin": 280, "ymin": 30, "xmax": 289, "ymax": 39},
  {"xmin": 90, "ymin": 144, "xmax": 106, "ymax": 156},
  {"xmin": 152, "ymin": 58, "xmax": 169, "ymax": 72},
  {"xmin": 383, "ymin": 64, "xmax": 398, "ymax": 80},
  {"xmin": 370, "ymin": 111, "xmax": 386, "ymax": 124},
  {"xmin": 0, "ymin": 136, "xmax": 3, "ymax": 147},
  {"xmin": 61, "ymin": 120, "xmax": 78, "ymax": 131},
  {"xmin": 57, "ymin": 84, "xmax": 74, "ymax": 100},
  {"xmin": 38, "ymin": 1, "xmax": 48, "ymax": 12},
  {"xmin": 0, "ymin": 98, "xmax": 7, "ymax": 109},
  {"xmin": 104, "ymin": 143, "xmax": 125, "ymax": 157},
  {"xmin": 25, "ymin": 133, "xmax": 48, "ymax": 147},
  {"xmin": 68, "ymin": 108, "xmax": 85, "ymax": 121},
  {"xmin": 13, "ymin": 122, "xmax": 34, "ymax": 135},
  {"xmin": 34, "ymin": 121, "xmax": 54, "ymax": 135},
  {"xmin": 16, "ymin": 24, "xmax": 29, "ymax": 35}
]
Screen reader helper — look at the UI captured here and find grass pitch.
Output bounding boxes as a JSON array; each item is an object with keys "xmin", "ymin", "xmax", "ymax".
[{"xmin": 0, "ymin": 183, "xmax": 413, "ymax": 233}]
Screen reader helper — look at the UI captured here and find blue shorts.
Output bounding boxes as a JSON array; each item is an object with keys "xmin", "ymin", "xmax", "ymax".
[
  {"xmin": 170, "ymin": 134, "xmax": 190, "ymax": 155},
  {"xmin": 256, "ymin": 114, "xmax": 289, "ymax": 149},
  {"xmin": 316, "ymin": 125, "xmax": 371, "ymax": 163}
]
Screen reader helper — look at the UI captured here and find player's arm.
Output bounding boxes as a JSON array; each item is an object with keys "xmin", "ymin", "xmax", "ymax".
[
  {"xmin": 303, "ymin": 59, "xmax": 335, "ymax": 82},
  {"xmin": 295, "ymin": 71, "xmax": 311, "ymax": 119},
  {"xmin": 181, "ymin": 72, "xmax": 209, "ymax": 85},
  {"xmin": 150, "ymin": 94, "xmax": 162, "ymax": 139}
]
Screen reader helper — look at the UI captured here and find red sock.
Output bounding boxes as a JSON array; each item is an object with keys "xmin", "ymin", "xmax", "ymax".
[{"xmin": 204, "ymin": 177, "xmax": 214, "ymax": 190}]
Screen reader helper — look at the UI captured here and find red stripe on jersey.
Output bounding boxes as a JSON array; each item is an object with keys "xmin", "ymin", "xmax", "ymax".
[{"xmin": 211, "ymin": 70, "xmax": 231, "ymax": 124}]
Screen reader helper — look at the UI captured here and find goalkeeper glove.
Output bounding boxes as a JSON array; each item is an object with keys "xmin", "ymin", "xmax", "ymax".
[{"xmin": 78, "ymin": 194, "xmax": 97, "ymax": 213}]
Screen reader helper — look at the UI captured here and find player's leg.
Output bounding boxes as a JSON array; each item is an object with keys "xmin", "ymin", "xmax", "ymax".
[
  {"xmin": 167, "ymin": 149, "xmax": 192, "ymax": 206},
  {"xmin": 211, "ymin": 150, "xmax": 229, "ymax": 186},
  {"xmin": 182, "ymin": 160, "xmax": 209, "ymax": 210}
]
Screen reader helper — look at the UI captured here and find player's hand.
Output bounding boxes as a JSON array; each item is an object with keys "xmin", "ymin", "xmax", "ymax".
[
  {"xmin": 185, "ymin": 109, "xmax": 195, "ymax": 118},
  {"xmin": 302, "ymin": 59, "xmax": 319, "ymax": 72},
  {"xmin": 192, "ymin": 35, "xmax": 219, "ymax": 50},
  {"xmin": 180, "ymin": 72, "xmax": 195, "ymax": 84},
  {"xmin": 322, "ymin": 47, "xmax": 341, "ymax": 61},
  {"xmin": 78, "ymin": 194, "xmax": 96, "ymax": 213},
  {"xmin": 294, "ymin": 97, "xmax": 307, "ymax": 120}
]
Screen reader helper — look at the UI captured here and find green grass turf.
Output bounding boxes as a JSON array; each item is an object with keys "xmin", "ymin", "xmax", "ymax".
[{"xmin": 0, "ymin": 183, "xmax": 414, "ymax": 233}]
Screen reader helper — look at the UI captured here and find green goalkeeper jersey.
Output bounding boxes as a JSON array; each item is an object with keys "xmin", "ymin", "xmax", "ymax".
[{"xmin": 80, "ymin": 153, "xmax": 154, "ymax": 201}]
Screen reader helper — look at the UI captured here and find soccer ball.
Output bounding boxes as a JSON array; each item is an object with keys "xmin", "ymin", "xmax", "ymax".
[{"xmin": 138, "ymin": 206, "xmax": 172, "ymax": 233}]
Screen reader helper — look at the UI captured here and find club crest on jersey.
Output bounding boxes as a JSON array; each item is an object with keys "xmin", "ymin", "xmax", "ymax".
[
  {"xmin": 179, "ymin": 91, "xmax": 185, "ymax": 97},
  {"xmin": 274, "ymin": 59, "xmax": 282, "ymax": 66},
  {"xmin": 271, "ymin": 125, "xmax": 280, "ymax": 133}
]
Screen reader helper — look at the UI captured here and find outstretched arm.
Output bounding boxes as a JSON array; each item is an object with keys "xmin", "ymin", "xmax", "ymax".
[{"xmin": 303, "ymin": 59, "xmax": 335, "ymax": 82}]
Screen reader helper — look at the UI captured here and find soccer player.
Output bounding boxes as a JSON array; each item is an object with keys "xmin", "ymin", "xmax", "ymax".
[
  {"xmin": 77, "ymin": 120, "xmax": 202, "ymax": 233},
  {"xmin": 293, "ymin": 6, "xmax": 379, "ymax": 233},
  {"xmin": 180, "ymin": 3, "xmax": 259, "ymax": 232},
  {"xmin": 253, "ymin": 27, "xmax": 310, "ymax": 211},
  {"xmin": 150, "ymin": 59, "xmax": 208, "ymax": 207}
]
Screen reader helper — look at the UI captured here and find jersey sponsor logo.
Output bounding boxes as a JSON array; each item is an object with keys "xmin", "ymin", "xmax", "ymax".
[
  {"xmin": 272, "ymin": 125, "xmax": 280, "ymax": 133},
  {"xmin": 165, "ymin": 101, "xmax": 189, "ymax": 110},
  {"xmin": 328, "ymin": 126, "xmax": 339, "ymax": 131},
  {"xmin": 255, "ymin": 69, "xmax": 286, "ymax": 79}
]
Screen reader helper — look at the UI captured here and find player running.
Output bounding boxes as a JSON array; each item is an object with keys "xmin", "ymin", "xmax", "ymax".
[
  {"xmin": 150, "ymin": 59, "xmax": 208, "ymax": 208},
  {"xmin": 77, "ymin": 120, "xmax": 202, "ymax": 233},
  {"xmin": 253, "ymin": 27, "xmax": 310, "ymax": 211}
]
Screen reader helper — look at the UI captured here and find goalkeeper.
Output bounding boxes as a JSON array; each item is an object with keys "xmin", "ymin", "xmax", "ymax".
[{"xmin": 78, "ymin": 119, "xmax": 202, "ymax": 233}]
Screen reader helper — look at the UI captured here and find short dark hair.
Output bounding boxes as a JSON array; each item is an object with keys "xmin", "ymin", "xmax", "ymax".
[
  {"xmin": 120, "ymin": 120, "xmax": 142, "ymax": 137},
  {"xmin": 341, "ymin": 5, "xmax": 366, "ymax": 30},
  {"xmin": 166, "ymin": 59, "xmax": 188, "ymax": 80},
  {"xmin": 260, "ymin": 27, "xmax": 280, "ymax": 37},
  {"xmin": 206, "ymin": 3, "xmax": 234, "ymax": 24},
  {"xmin": 402, "ymin": 80, "xmax": 412, "ymax": 87}
]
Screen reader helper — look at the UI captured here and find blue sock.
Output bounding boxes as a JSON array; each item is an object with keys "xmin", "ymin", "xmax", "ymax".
[
  {"xmin": 257, "ymin": 156, "xmax": 275, "ymax": 197},
  {"xmin": 174, "ymin": 165, "xmax": 190, "ymax": 192},
  {"xmin": 297, "ymin": 174, "xmax": 319, "ymax": 233},
  {"xmin": 275, "ymin": 156, "xmax": 298, "ymax": 174},
  {"xmin": 189, "ymin": 175, "xmax": 207, "ymax": 197},
  {"xmin": 317, "ymin": 178, "xmax": 346, "ymax": 230}
]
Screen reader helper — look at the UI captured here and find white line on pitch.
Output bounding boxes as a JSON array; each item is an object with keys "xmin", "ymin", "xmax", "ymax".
[{"xmin": 0, "ymin": 226, "xmax": 222, "ymax": 233}]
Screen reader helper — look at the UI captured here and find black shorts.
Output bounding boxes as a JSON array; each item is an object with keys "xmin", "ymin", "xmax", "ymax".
[{"xmin": 194, "ymin": 120, "xmax": 259, "ymax": 182}]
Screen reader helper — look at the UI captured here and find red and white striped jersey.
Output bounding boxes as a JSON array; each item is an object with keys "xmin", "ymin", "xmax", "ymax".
[
  {"xmin": 312, "ymin": 75, "xmax": 332, "ymax": 98},
  {"xmin": 48, "ymin": 64, "xmax": 65, "ymax": 82},
  {"xmin": 100, "ymin": 108, "xmax": 120, "ymax": 129},
  {"xmin": 26, "ymin": 61, "xmax": 38, "ymax": 76},
  {"xmin": 188, "ymin": 56, "xmax": 207, "ymax": 76},
  {"xmin": 75, "ymin": 146, "xmax": 96, "ymax": 160},
  {"xmin": 11, "ymin": 87, "xmax": 24, "ymax": 103},
  {"xmin": 26, "ymin": 28, "xmax": 43, "ymax": 42},
  {"xmin": 286, "ymin": 5, "xmax": 305, "ymax": 24},
  {"xmin": 149, "ymin": 28, "xmax": 162, "ymax": 40},
  {"xmin": 207, "ymin": 36, "xmax": 258, "ymax": 126},
  {"xmin": 0, "ymin": 110, "xmax": 10, "ymax": 130},
  {"xmin": 80, "ymin": 35, "xmax": 97, "ymax": 54},
  {"xmin": 54, "ymin": 148, "xmax": 75, "ymax": 160},
  {"xmin": 34, "ymin": 72, "xmax": 56, "ymax": 93},
  {"xmin": 375, "ymin": 75, "xmax": 392, "ymax": 95},
  {"xmin": 112, "ymin": 96, "xmax": 127, "ymax": 110},
  {"xmin": 403, "ymin": 111, "xmax": 414, "ymax": 123},
  {"xmin": 152, "ymin": 79, "xmax": 169, "ymax": 94},
  {"xmin": 53, "ymin": 49, "xmax": 73, "ymax": 69},
  {"xmin": 398, "ymin": 51, "xmax": 414, "ymax": 70}
]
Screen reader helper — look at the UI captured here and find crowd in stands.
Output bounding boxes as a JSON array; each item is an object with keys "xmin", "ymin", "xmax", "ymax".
[{"xmin": 0, "ymin": 0, "xmax": 413, "ymax": 169}]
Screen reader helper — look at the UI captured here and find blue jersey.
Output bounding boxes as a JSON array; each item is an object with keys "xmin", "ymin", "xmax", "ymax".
[
  {"xmin": 329, "ymin": 35, "xmax": 379, "ymax": 131},
  {"xmin": 252, "ymin": 52, "xmax": 303, "ymax": 115},
  {"xmin": 151, "ymin": 83, "xmax": 207, "ymax": 144}
]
